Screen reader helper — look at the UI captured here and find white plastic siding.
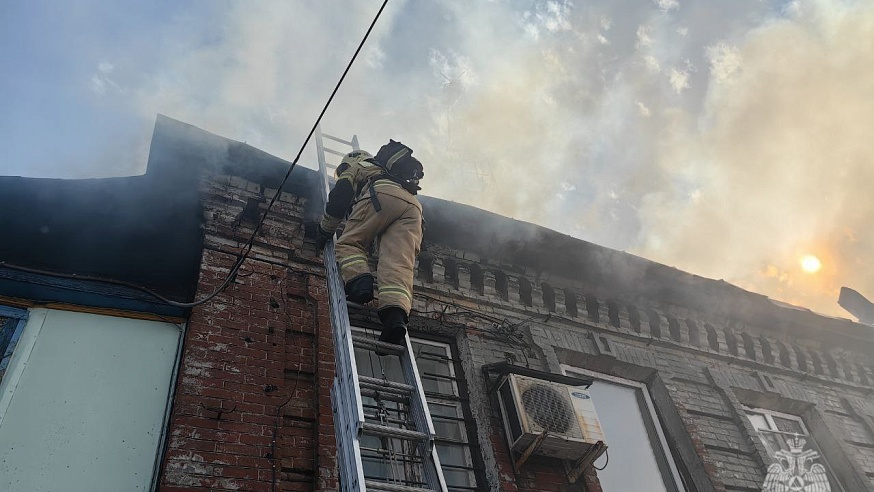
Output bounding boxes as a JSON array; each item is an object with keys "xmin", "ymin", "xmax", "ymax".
[{"xmin": 0, "ymin": 308, "xmax": 181, "ymax": 491}]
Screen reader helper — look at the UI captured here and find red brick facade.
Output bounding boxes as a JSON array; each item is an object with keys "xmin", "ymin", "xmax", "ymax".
[
  {"xmin": 157, "ymin": 143, "xmax": 874, "ymax": 492},
  {"xmin": 158, "ymin": 172, "xmax": 608, "ymax": 491},
  {"xmin": 159, "ymin": 175, "xmax": 338, "ymax": 491}
]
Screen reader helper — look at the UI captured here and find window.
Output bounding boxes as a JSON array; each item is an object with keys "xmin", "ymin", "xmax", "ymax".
[
  {"xmin": 353, "ymin": 330, "xmax": 479, "ymax": 491},
  {"xmin": 744, "ymin": 407, "xmax": 845, "ymax": 491},
  {"xmin": 0, "ymin": 305, "xmax": 29, "ymax": 384},
  {"xmin": 562, "ymin": 366, "xmax": 686, "ymax": 492}
]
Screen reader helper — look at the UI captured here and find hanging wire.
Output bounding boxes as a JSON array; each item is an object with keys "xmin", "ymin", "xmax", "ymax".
[
  {"xmin": 0, "ymin": 0, "xmax": 392, "ymax": 310},
  {"xmin": 593, "ymin": 449, "xmax": 610, "ymax": 471}
]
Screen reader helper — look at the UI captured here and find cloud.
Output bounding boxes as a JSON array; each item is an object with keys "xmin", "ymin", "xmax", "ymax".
[
  {"xmin": 637, "ymin": 101, "xmax": 651, "ymax": 116},
  {"xmin": 636, "ymin": 0, "xmax": 874, "ymax": 316},
  {"xmin": 668, "ymin": 65, "xmax": 691, "ymax": 93},
  {"xmin": 637, "ymin": 24, "xmax": 654, "ymax": 48},
  {"xmin": 7, "ymin": 0, "xmax": 873, "ymax": 318},
  {"xmin": 655, "ymin": 0, "xmax": 680, "ymax": 13},
  {"xmin": 706, "ymin": 42, "xmax": 742, "ymax": 84},
  {"xmin": 90, "ymin": 61, "xmax": 123, "ymax": 96}
]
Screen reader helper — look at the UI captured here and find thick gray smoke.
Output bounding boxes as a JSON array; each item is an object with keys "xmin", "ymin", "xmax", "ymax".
[{"xmin": 4, "ymin": 0, "xmax": 873, "ymax": 317}]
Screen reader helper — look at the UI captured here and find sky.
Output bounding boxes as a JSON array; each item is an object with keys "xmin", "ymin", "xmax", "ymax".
[{"xmin": 2, "ymin": 0, "xmax": 873, "ymax": 319}]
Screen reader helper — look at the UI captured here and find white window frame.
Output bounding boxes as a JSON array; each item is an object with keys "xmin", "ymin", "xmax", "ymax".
[
  {"xmin": 743, "ymin": 406, "xmax": 846, "ymax": 492},
  {"xmin": 560, "ymin": 365, "xmax": 686, "ymax": 492},
  {"xmin": 351, "ymin": 328, "xmax": 479, "ymax": 491}
]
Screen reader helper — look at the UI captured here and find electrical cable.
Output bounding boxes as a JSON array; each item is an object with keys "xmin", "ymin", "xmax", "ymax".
[
  {"xmin": 179, "ymin": 0, "xmax": 390, "ymax": 308},
  {"xmin": 594, "ymin": 449, "xmax": 609, "ymax": 471},
  {"xmin": 0, "ymin": 0, "xmax": 391, "ymax": 310},
  {"xmin": 410, "ymin": 291, "xmax": 544, "ymax": 367}
]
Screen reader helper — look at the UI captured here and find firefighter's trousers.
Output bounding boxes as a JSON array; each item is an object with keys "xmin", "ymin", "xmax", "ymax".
[{"xmin": 335, "ymin": 181, "xmax": 423, "ymax": 314}]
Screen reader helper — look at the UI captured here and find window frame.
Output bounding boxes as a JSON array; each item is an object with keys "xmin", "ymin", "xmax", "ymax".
[
  {"xmin": 0, "ymin": 305, "xmax": 29, "ymax": 376},
  {"xmin": 560, "ymin": 364, "xmax": 687, "ymax": 492},
  {"xmin": 0, "ymin": 308, "xmax": 47, "ymax": 426},
  {"xmin": 742, "ymin": 405, "xmax": 846, "ymax": 492},
  {"xmin": 351, "ymin": 327, "xmax": 482, "ymax": 491}
]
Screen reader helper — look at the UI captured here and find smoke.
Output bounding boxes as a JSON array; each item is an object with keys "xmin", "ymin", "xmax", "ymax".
[
  {"xmin": 4, "ymin": 0, "xmax": 873, "ymax": 317},
  {"xmin": 637, "ymin": 1, "xmax": 874, "ymax": 316}
]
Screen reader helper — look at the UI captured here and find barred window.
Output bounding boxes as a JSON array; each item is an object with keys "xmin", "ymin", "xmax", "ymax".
[{"xmin": 353, "ymin": 330, "xmax": 479, "ymax": 491}]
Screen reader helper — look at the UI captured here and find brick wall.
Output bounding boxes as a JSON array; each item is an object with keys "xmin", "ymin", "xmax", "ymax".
[
  {"xmin": 410, "ymin": 242, "xmax": 874, "ymax": 492},
  {"xmin": 159, "ymin": 174, "xmax": 336, "ymax": 492},
  {"xmin": 160, "ymin": 168, "xmax": 874, "ymax": 492}
]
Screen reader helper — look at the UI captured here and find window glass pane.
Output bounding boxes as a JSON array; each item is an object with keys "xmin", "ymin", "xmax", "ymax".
[
  {"xmin": 771, "ymin": 415, "xmax": 804, "ymax": 434},
  {"xmin": 431, "ymin": 402, "xmax": 465, "ymax": 442},
  {"xmin": 436, "ymin": 443, "xmax": 467, "ymax": 467},
  {"xmin": 586, "ymin": 380, "xmax": 675, "ymax": 492},
  {"xmin": 0, "ymin": 317, "xmax": 16, "ymax": 354},
  {"xmin": 757, "ymin": 430, "xmax": 785, "ymax": 457},
  {"xmin": 412, "ymin": 342, "xmax": 456, "ymax": 396},
  {"xmin": 746, "ymin": 412, "xmax": 770, "ymax": 432},
  {"xmin": 354, "ymin": 346, "xmax": 405, "ymax": 381},
  {"xmin": 437, "ymin": 443, "xmax": 476, "ymax": 489},
  {"xmin": 0, "ymin": 317, "xmax": 19, "ymax": 379}
]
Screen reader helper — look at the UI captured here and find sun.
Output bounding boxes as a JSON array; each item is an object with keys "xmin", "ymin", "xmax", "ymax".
[{"xmin": 801, "ymin": 255, "xmax": 822, "ymax": 274}]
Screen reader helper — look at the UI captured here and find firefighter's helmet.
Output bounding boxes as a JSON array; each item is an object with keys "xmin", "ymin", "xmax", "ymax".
[{"xmin": 335, "ymin": 150, "xmax": 376, "ymax": 177}]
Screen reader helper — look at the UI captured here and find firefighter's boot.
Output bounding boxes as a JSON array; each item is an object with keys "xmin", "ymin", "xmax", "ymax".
[
  {"xmin": 345, "ymin": 273, "xmax": 374, "ymax": 304},
  {"xmin": 376, "ymin": 307, "xmax": 407, "ymax": 354}
]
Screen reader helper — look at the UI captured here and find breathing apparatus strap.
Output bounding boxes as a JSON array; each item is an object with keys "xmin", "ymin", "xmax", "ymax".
[{"xmin": 368, "ymin": 179, "xmax": 382, "ymax": 212}]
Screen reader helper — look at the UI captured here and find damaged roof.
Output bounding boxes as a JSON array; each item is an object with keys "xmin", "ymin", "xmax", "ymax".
[{"xmin": 1, "ymin": 115, "xmax": 870, "ymax": 345}]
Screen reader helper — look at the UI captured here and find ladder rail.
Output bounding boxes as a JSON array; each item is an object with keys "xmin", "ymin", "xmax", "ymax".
[
  {"xmin": 318, "ymin": 126, "xmax": 448, "ymax": 492},
  {"xmin": 318, "ymin": 126, "xmax": 368, "ymax": 491}
]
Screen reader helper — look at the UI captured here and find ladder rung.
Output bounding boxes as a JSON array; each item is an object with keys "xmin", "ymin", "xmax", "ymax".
[
  {"xmin": 360, "ymin": 388, "xmax": 409, "ymax": 404},
  {"xmin": 361, "ymin": 422, "xmax": 428, "ymax": 441},
  {"xmin": 352, "ymin": 335, "xmax": 405, "ymax": 356},
  {"xmin": 322, "ymin": 133, "xmax": 355, "ymax": 146},
  {"xmin": 324, "ymin": 147, "xmax": 348, "ymax": 157},
  {"xmin": 359, "ymin": 375, "xmax": 414, "ymax": 394},
  {"xmin": 364, "ymin": 480, "xmax": 434, "ymax": 492}
]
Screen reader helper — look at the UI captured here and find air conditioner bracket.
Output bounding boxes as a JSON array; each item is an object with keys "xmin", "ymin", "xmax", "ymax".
[
  {"xmin": 513, "ymin": 430, "xmax": 549, "ymax": 472},
  {"xmin": 567, "ymin": 440, "xmax": 606, "ymax": 483}
]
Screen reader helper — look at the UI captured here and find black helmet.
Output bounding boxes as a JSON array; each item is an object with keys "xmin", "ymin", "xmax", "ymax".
[
  {"xmin": 375, "ymin": 140, "xmax": 424, "ymax": 194},
  {"xmin": 375, "ymin": 140, "xmax": 411, "ymax": 170}
]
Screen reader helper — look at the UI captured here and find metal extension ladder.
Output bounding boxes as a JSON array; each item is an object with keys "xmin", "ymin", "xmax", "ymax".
[{"xmin": 315, "ymin": 126, "xmax": 449, "ymax": 492}]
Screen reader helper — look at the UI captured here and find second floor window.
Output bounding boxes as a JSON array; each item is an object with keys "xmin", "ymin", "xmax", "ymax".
[
  {"xmin": 353, "ymin": 330, "xmax": 479, "ymax": 491},
  {"xmin": 562, "ymin": 366, "xmax": 687, "ymax": 492},
  {"xmin": 745, "ymin": 407, "xmax": 845, "ymax": 492}
]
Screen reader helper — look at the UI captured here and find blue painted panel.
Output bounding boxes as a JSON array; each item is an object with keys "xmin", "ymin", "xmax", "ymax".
[{"xmin": 0, "ymin": 268, "xmax": 187, "ymax": 317}]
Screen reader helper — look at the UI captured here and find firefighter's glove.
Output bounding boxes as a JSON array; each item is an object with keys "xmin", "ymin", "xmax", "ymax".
[{"xmin": 315, "ymin": 225, "xmax": 334, "ymax": 251}]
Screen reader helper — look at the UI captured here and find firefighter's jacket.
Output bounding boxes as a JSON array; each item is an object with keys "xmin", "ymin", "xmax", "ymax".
[{"xmin": 320, "ymin": 159, "xmax": 423, "ymax": 314}]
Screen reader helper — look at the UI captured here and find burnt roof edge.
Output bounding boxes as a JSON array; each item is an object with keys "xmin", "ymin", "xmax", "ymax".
[{"xmin": 156, "ymin": 116, "xmax": 873, "ymax": 346}]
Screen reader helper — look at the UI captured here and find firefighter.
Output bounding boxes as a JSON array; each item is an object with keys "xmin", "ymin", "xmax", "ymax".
[{"xmin": 316, "ymin": 140, "xmax": 424, "ymax": 347}]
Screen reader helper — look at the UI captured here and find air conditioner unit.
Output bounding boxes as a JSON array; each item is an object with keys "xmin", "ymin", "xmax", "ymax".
[{"xmin": 496, "ymin": 373, "xmax": 607, "ymax": 460}]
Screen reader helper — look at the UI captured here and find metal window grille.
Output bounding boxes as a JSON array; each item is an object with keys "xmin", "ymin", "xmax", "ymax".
[{"xmin": 353, "ymin": 329, "xmax": 479, "ymax": 491}]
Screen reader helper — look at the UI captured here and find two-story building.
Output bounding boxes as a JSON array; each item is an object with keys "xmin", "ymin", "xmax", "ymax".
[{"xmin": 3, "ymin": 115, "xmax": 872, "ymax": 491}]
